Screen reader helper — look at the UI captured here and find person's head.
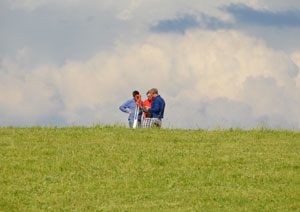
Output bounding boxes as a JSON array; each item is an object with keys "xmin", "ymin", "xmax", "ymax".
[
  {"xmin": 132, "ymin": 90, "xmax": 141, "ymax": 102},
  {"xmin": 146, "ymin": 90, "xmax": 153, "ymax": 100},
  {"xmin": 149, "ymin": 88, "xmax": 159, "ymax": 97},
  {"xmin": 132, "ymin": 90, "xmax": 139, "ymax": 98}
]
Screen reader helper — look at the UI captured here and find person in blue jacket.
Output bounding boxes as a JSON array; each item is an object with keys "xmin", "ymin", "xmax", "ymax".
[
  {"xmin": 119, "ymin": 90, "xmax": 143, "ymax": 128},
  {"xmin": 142, "ymin": 88, "xmax": 165, "ymax": 128}
]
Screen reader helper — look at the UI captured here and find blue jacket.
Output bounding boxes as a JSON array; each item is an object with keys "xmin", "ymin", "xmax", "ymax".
[
  {"xmin": 148, "ymin": 95, "xmax": 165, "ymax": 119},
  {"xmin": 119, "ymin": 98, "xmax": 142, "ymax": 121}
]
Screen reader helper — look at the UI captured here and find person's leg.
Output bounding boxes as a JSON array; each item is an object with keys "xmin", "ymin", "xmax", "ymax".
[
  {"xmin": 152, "ymin": 118, "xmax": 162, "ymax": 128},
  {"xmin": 142, "ymin": 118, "xmax": 152, "ymax": 128},
  {"xmin": 128, "ymin": 119, "xmax": 133, "ymax": 128}
]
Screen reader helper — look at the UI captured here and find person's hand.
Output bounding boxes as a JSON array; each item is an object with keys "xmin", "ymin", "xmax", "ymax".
[
  {"xmin": 141, "ymin": 107, "xmax": 148, "ymax": 112},
  {"xmin": 128, "ymin": 110, "xmax": 132, "ymax": 114}
]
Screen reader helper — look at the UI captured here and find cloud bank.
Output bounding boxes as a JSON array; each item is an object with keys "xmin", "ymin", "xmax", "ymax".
[{"xmin": 1, "ymin": 29, "xmax": 299, "ymax": 129}]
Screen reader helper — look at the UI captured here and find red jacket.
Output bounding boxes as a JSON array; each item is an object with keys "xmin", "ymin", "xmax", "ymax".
[{"xmin": 141, "ymin": 99, "xmax": 153, "ymax": 118}]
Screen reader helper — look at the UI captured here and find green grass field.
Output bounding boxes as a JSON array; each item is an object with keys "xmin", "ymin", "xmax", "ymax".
[{"xmin": 1, "ymin": 126, "xmax": 300, "ymax": 211}]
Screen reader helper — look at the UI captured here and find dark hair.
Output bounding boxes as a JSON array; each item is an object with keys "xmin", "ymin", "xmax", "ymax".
[{"xmin": 132, "ymin": 90, "xmax": 139, "ymax": 97}]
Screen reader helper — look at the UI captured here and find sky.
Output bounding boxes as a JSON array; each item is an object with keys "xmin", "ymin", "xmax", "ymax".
[{"xmin": 1, "ymin": 0, "xmax": 300, "ymax": 129}]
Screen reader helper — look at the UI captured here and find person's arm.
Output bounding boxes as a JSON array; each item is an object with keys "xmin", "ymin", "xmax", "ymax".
[
  {"xmin": 119, "ymin": 100, "xmax": 131, "ymax": 113},
  {"xmin": 148, "ymin": 101, "xmax": 159, "ymax": 114}
]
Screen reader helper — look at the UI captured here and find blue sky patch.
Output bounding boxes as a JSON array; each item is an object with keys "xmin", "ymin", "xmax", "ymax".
[
  {"xmin": 150, "ymin": 14, "xmax": 199, "ymax": 33},
  {"xmin": 224, "ymin": 3, "xmax": 300, "ymax": 27}
]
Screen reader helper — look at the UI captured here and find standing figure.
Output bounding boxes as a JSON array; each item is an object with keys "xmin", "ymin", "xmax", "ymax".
[
  {"xmin": 119, "ymin": 90, "xmax": 142, "ymax": 128},
  {"xmin": 142, "ymin": 88, "xmax": 165, "ymax": 128},
  {"xmin": 141, "ymin": 90, "xmax": 153, "ymax": 118}
]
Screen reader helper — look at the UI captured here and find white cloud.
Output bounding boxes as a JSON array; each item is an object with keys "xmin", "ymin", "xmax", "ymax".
[
  {"xmin": 291, "ymin": 52, "xmax": 300, "ymax": 87},
  {"xmin": 0, "ymin": 49, "xmax": 61, "ymax": 125},
  {"xmin": 258, "ymin": 0, "xmax": 300, "ymax": 10},
  {"xmin": 1, "ymin": 29, "xmax": 299, "ymax": 129},
  {"xmin": 117, "ymin": 0, "xmax": 142, "ymax": 20}
]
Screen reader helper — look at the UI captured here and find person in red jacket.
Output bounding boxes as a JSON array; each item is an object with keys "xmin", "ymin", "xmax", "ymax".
[
  {"xmin": 142, "ymin": 88, "xmax": 165, "ymax": 128},
  {"xmin": 141, "ymin": 90, "xmax": 153, "ymax": 118}
]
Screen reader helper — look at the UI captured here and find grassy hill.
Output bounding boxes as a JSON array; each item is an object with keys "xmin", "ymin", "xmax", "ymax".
[{"xmin": 1, "ymin": 126, "xmax": 300, "ymax": 211}]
